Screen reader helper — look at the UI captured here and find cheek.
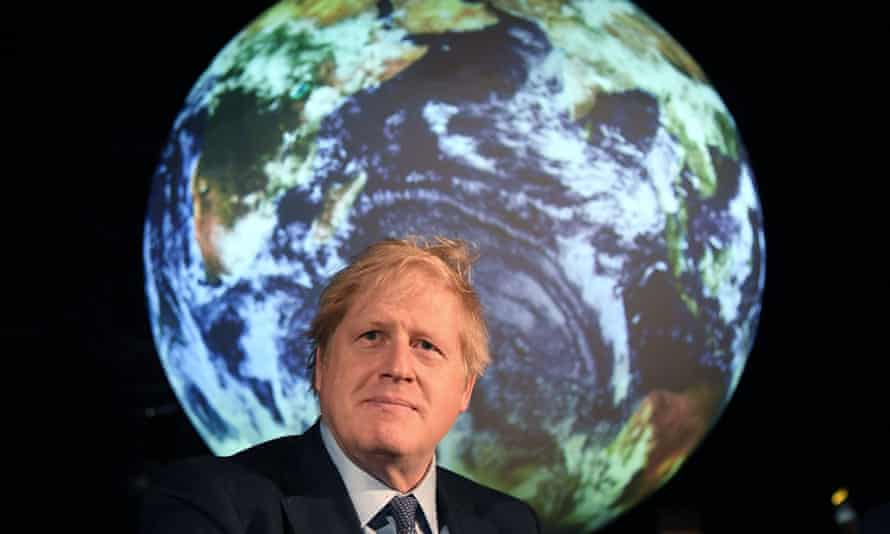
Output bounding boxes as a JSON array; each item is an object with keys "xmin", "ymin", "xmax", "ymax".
[
  {"xmin": 325, "ymin": 356, "xmax": 375, "ymax": 394},
  {"xmin": 437, "ymin": 376, "xmax": 472, "ymax": 411}
]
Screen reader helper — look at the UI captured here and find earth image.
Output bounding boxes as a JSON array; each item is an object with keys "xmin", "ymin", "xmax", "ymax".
[{"xmin": 143, "ymin": 0, "xmax": 766, "ymax": 531}]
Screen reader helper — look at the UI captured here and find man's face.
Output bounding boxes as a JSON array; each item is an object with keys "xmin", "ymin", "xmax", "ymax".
[{"xmin": 315, "ymin": 268, "xmax": 476, "ymax": 472}]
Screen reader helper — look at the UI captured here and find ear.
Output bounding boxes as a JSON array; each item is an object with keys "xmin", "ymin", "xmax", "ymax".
[
  {"xmin": 313, "ymin": 347, "xmax": 323, "ymax": 393},
  {"xmin": 459, "ymin": 374, "xmax": 477, "ymax": 412}
]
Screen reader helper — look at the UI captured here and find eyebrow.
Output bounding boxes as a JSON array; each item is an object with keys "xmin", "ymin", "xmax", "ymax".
[
  {"xmin": 364, "ymin": 318, "xmax": 397, "ymax": 331},
  {"xmin": 364, "ymin": 319, "xmax": 450, "ymax": 349}
]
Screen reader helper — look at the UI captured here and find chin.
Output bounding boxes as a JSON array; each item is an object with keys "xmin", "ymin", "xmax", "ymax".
[{"xmin": 361, "ymin": 427, "xmax": 423, "ymax": 457}]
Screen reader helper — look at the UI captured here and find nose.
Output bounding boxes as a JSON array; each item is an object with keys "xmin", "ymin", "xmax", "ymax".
[{"xmin": 381, "ymin": 336, "xmax": 415, "ymax": 383}]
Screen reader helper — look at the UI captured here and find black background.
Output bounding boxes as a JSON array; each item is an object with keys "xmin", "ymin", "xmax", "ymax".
[{"xmin": 8, "ymin": 2, "xmax": 885, "ymax": 532}]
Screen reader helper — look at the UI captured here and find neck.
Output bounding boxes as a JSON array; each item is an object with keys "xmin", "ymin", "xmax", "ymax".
[{"xmin": 320, "ymin": 418, "xmax": 436, "ymax": 493}]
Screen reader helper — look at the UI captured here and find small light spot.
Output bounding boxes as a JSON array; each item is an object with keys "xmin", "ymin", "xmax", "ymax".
[{"xmin": 831, "ymin": 487, "xmax": 849, "ymax": 506}]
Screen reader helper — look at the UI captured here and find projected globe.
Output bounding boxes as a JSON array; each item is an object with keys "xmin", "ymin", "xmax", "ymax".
[{"xmin": 144, "ymin": 1, "xmax": 765, "ymax": 531}]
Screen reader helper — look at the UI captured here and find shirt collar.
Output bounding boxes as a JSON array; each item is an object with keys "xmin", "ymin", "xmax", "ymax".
[{"xmin": 320, "ymin": 421, "xmax": 440, "ymax": 534}]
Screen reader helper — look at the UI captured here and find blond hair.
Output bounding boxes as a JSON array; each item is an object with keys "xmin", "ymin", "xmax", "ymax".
[{"xmin": 306, "ymin": 236, "xmax": 489, "ymax": 391}]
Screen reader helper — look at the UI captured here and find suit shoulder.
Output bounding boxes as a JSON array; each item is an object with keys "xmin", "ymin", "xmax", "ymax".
[
  {"xmin": 146, "ymin": 434, "xmax": 304, "ymax": 504},
  {"xmin": 149, "ymin": 453, "xmax": 280, "ymax": 502},
  {"xmin": 437, "ymin": 467, "xmax": 541, "ymax": 533},
  {"xmin": 437, "ymin": 466, "xmax": 519, "ymax": 505},
  {"xmin": 140, "ymin": 438, "xmax": 304, "ymax": 532},
  {"xmin": 228, "ymin": 434, "xmax": 303, "ymax": 482}
]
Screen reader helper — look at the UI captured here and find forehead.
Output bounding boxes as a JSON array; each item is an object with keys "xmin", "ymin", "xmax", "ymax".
[
  {"xmin": 343, "ymin": 268, "xmax": 463, "ymax": 329},
  {"xmin": 359, "ymin": 266, "xmax": 454, "ymax": 307}
]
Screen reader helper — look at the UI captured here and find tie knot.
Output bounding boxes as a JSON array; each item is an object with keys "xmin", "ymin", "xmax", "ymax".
[{"xmin": 388, "ymin": 494, "xmax": 419, "ymax": 534}]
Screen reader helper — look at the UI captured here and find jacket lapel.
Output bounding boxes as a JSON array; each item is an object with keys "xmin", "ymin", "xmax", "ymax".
[
  {"xmin": 279, "ymin": 422, "xmax": 364, "ymax": 534},
  {"xmin": 281, "ymin": 495, "xmax": 360, "ymax": 534},
  {"xmin": 444, "ymin": 512, "xmax": 499, "ymax": 534},
  {"xmin": 276, "ymin": 422, "xmax": 499, "ymax": 534},
  {"xmin": 436, "ymin": 469, "xmax": 498, "ymax": 534}
]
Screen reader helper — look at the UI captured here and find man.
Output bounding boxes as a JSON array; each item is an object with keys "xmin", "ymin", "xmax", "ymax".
[{"xmin": 139, "ymin": 236, "xmax": 541, "ymax": 533}]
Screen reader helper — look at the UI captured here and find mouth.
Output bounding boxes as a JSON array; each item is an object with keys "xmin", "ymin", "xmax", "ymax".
[{"xmin": 364, "ymin": 396, "xmax": 417, "ymax": 412}]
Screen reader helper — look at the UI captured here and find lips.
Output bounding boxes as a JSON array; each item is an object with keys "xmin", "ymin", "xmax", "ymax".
[{"xmin": 364, "ymin": 395, "xmax": 417, "ymax": 411}]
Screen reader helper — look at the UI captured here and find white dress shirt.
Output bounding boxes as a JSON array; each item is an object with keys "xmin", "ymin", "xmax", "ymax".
[{"xmin": 320, "ymin": 422, "xmax": 449, "ymax": 534}]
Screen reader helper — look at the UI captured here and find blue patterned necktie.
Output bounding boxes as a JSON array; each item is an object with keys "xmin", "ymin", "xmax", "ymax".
[{"xmin": 388, "ymin": 494, "xmax": 419, "ymax": 534}]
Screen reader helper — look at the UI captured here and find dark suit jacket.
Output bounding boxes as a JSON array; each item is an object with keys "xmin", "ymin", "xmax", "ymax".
[{"xmin": 139, "ymin": 422, "xmax": 540, "ymax": 533}]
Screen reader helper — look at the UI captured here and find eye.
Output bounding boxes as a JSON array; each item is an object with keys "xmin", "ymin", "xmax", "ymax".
[
  {"xmin": 415, "ymin": 339, "xmax": 439, "ymax": 353},
  {"xmin": 358, "ymin": 330, "xmax": 382, "ymax": 342}
]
